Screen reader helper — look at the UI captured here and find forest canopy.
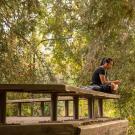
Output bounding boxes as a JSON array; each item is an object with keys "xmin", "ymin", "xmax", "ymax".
[{"xmin": 0, "ymin": 0, "xmax": 135, "ymax": 134}]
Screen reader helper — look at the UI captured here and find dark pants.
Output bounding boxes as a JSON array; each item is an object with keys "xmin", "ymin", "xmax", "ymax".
[
  {"xmin": 89, "ymin": 84, "xmax": 112, "ymax": 93},
  {"xmin": 99, "ymin": 84, "xmax": 112, "ymax": 93}
]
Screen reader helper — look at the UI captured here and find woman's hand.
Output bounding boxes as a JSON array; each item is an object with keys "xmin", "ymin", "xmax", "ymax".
[{"xmin": 113, "ymin": 80, "xmax": 121, "ymax": 84}]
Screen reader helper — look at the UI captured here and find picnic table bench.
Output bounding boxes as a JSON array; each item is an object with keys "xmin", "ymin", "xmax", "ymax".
[
  {"xmin": 0, "ymin": 84, "xmax": 120, "ymax": 124},
  {"xmin": 7, "ymin": 97, "xmax": 73, "ymax": 117}
]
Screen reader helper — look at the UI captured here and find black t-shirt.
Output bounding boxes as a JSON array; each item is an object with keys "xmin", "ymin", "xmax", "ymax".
[{"xmin": 91, "ymin": 67, "xmax": 106, "ymax": 85}]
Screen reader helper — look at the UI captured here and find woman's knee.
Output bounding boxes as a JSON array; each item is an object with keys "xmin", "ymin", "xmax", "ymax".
[{"xmin": 111, "ymin": 83, "xmax": 118, "ymax": 90}]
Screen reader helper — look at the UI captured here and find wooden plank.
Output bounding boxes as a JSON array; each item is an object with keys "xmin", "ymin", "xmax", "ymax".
[
  {"xmin": 7, "ymin": 97, "xmax": 73, "ymax": 103},
  {"xmin": 73, "ymin": 96, "xmax": 79, "ymax": 120},
  {"xmin": 58, "ymin": 92, "xmax": 119, "ymax": 98},
  {"xmin": 0, "ymin": 124, "xmax": 78, "ymax": 135},
  {"xmin": 0, "ymin": 84, "xmax": 66, "ymax": 93},
  {"xmin": 51, "ymin": 94, "xmax": 58, "ymax": 121},
  {"xmin": 78, "ymin": 120, "xmax": 128, "ymax": 135},
  {"xmin": 66, "ymin": 85, "xmax": 120, "ymax": 99},
  {"xmin": 0, "ymin": 91, "xmax": 6, "ymax": 123}
]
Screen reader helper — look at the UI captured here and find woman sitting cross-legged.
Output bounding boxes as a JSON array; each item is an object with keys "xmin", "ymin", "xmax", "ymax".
[{"xmin": 91, "ymin": 58, "xmax": 121, "ymax": 94}]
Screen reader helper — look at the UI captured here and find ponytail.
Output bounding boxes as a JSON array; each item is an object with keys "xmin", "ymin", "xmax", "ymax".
[
  {"xmin": 100, "ymin": 58, "xmax": 106, "ymax": 65},
  {"xmin": 100, "ymin": 57, "xmax": 113, "ymax": 65}
]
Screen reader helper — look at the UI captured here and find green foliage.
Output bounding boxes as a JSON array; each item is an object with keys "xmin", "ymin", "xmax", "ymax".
[{"xmin": 0, "ymin": 0, "xmax": 135, "ymax": 134}]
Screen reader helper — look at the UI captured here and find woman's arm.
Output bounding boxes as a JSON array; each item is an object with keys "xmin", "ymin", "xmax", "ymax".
[{"xmin": 99, "ymin": 74, "xmax": 121, "ymax": 84}]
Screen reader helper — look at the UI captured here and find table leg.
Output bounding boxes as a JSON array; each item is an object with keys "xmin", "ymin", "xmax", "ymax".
[
  {"xmin": 0, "ymin": 91, "xmax": 6, "ymax": 123},
  {"xmin": 98, "ymin": 99, "xmax": 103, "ymax": 117},
  {"xmin": 51, "ymin": 93, "xmax": 58, "ymax": 121},
  {"xmin": 65, "ymin": 100, "xmax": 69, "ymax": 117},
  {"xmin": 73, "ymin": 96, "xmax": 79, "ymax": 120},
  {"xmin": 40, "ymin": 101, "xmax": 44, "ymax": 116}
]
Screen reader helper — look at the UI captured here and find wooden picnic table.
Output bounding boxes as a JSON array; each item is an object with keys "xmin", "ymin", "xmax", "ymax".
[{"xmin": 0, "ymin": 84, "xmax": 120, "ymax": 124}]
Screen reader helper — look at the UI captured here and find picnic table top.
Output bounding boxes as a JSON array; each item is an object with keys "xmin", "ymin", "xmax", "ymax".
[{"xmin": 0, "ymin": 84, "xmax": 120, "ymax": 99}]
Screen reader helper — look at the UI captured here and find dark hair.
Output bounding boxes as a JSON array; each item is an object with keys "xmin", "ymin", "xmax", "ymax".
[{"xmin": 100, "ymin": 58, "xmax": 113, "ymax": 65}]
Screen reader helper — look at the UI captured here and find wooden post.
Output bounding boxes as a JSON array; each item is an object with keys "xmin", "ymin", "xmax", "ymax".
[
  {"xmin": 98, "ymin": 99, "xmax": 103, "ymax": 117},
  {"xmin": 51, "ymin": 93, "xmax": 58, "ymax": 121},
  {"xmin": 88, "ymin": 97, "xmax": 93, "ymax": 119},
  {"xmin": 18, "ymin": 102, "xmax": 22, "ymax": 116},
  {"xmin": 31, "ymin": 102, "xmax": 34, "ymax": 116},
  {"xmin": 40, "ymin": 101, "xmax": 44, "ymax": 116},
  {"xmin": 31, "ymin": 94, "xmax": 34, "ymax": 116},
  {"xmin": 0, "ymin": 91, "xmax": 6, "ymax": 123},
  {"xmin": 88, "ymin": 97, "xmax": 95, "ymax": 119},
  {"xmin": 65, "ymin": 100, "xmax": 69, "ymax": 117},
  {"xmin": 73, "ymin": 96, "xmax": 79, "ymax": 120},
  {"xmin": 92, "ymin": 98, "xmax": 95, "ymax": 118}
]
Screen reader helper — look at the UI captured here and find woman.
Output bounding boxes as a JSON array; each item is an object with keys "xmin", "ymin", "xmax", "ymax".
[{"xmin": 91, "ymin": 58, "xmax": 121, "ymax": 93}]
